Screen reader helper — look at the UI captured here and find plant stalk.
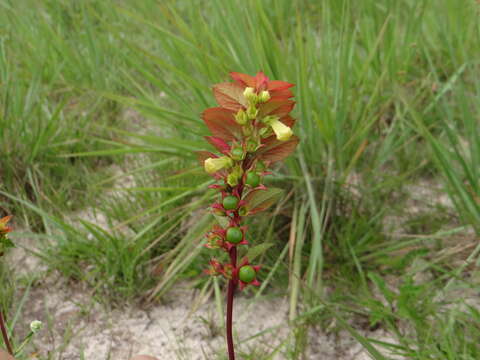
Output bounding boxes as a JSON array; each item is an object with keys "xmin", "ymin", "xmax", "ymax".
[
  {"xmin": 226, "ymin": 246, "xmax": 237, "ymax": 360},
  {"xmin": 0, "ymin": 311, "xmax": 13, "ymax": 355}
]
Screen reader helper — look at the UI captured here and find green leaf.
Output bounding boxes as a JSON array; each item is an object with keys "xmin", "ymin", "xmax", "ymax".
[
  {"xmin": 368, "ymin": 272, "xmax": 396, "ymax": 304},
  {"xmin": 213, "ymin": 213, "xmax": 229, "ymax": 228},
  {"xmin": 0, "ymin": 236, "xmax": 14, "ymax": 250},
  {"xmin": 246, "ymin": 242, "xmax": 274, "ymax": 262},
  {"xmin": 243, "ymin": 188, "xmax": 285, "ymax": 215}
]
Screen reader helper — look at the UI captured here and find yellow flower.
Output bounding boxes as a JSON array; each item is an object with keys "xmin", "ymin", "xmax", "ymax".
[
  {"xmin": 269, "ymin": 118, "xmax": 293, "ymax": 141},
  {"xmin": 204, "ymin": 157, "xmax": 233, "ymax": 174}
]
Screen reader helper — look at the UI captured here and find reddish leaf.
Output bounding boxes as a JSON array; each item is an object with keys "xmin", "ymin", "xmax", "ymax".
[
  {"xmin": 254, "ymin": 72, "xmax": 269, "ymax": 91},
  {"xmin": 259, "ymin": 99, "xmax": 295, "ymax": 118},
  {"xmin": 213, "ymin": 82, "xmax": 247, "ymax": 111},
  {"xmin": 243, "ymin": 188, "xmax": 284, "ymax": 215},
  {"xmin": 258, "ymin": 136, "xmax": 299, "ymax": 162},
  {"xmin": 205, "ymin": 136, "xmax": 230, "ymax": 154},
  {"xmin": 270, "ymin": 88, "xmax": 294, "ymax": 101},
  {"xmin": 230, "ymin": 72, "xmax": 255, "ymax": 87},
  {"xmin": 202, "ymin": 107, "xmax": 242, "ymax": 141},
  {"xmin": 280, "ymin": 115, "xmax": 296, "ymax": 128},
  {"xmin": 267, "ymin": 80, "xmax": 294, "ymax": 91},
  {"xmin": 196, "ymin": 151, "xmax": 217, "ymax": 166}
]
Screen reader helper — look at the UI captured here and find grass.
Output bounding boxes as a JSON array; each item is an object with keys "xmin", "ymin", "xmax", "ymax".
[{"xmin": 1, "ymin": 0, "xmax": 479, "ymax": 359}]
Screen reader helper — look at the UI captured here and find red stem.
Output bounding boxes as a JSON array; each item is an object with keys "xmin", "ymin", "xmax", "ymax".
[
  {"xmin": 0, "ymin": 310, "xmax": 13, "ymax": 355},
  {"xmin": 226, "ymin": 246, "xmax": 237, "ymax": 360},
  {"xmin": 225, "ymin": 155, "xmax": 247, "ymax": 359}
]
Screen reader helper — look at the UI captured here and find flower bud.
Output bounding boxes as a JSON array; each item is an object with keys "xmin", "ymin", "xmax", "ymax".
[
  {"xmin": 258, "ymin": 90, "xmax": 270, "ymax": 103},
  {"xmin": 230, "ymin": 148, "xmax": 244, "ymax": 161},
  {"xmin": 242, "ymin": 124, "xmax": 253, "ymax": 136},
  {"xmin": 246, "ymin": 105, "xmax": 259, "ymax": 120},
  {"xmin": 268, "ymin": 118, "xmax": 293, "ymax": 141},
  {"xmin": 238, "ymin": 206, "xmax": 248, "ymax": 217},
  {"xmin": 246, "ymin": 139, "xmax": 258, "ymax": 152},
  {"xmin": 227, "ymin": 165, "xmax": 243, "ymax": 186},
  {"xmin": 234, "ymin": 109, "xmax": 248, "ymax": 125},
  {"xmin": 259, "ymin": 127, "xmax": 272, "ymax": 138},
  {"xmin": 204, "ymin": 156, "xmax": 233, "ymax": 174},
  {"xmin": 30, "ymin": 320, "xmax": 43, "ymax": 334},
  {"xmin": 243, "ymin": 87, "xmax": 257, "ymax": 103}
]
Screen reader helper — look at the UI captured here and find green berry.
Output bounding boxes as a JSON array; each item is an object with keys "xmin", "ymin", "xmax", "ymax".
[
  {"xmin": 239, "ymin": 265, "xmax": 256, "ymax": 283},
  {"xmin": 223, "ymin": 196, "xmax": 239, "ymax": 210},
  {"xmin": 226, "ymin": 227, "xmax": 243, "ymax": 244},
  {"xmin": 245, "ymin": 172, "xmax": 261, "ymax": 187}
]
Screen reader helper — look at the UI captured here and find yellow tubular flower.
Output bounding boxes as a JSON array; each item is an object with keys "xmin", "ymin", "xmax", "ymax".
[
  {"xmin": 204, "ymin": 156, "xmax": 233, "ymax": 174},
  {"xmin": 269, "ymin": 118, "xmax": 293, "ymax": 141}
]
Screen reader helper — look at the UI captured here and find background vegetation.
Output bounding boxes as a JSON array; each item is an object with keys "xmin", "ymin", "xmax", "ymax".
[{"xmin": 1, "ymin": 0, "xmax": 479, "ymax": 359}]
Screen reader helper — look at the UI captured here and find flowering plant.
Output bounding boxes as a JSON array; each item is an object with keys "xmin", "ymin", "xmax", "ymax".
[
  {"xmin": 199, "ymin": 72, "xmax": 298, "ymax": 359},
  {"xmin": 0, "ymin": 216, "xmax": 43, "ymax": 358},
  {"xmin": 0, "ymin": 216, "xmax": 13, "ymax": 257},
  {"xmin": 0, "ymin": 216, "xmax": 14, "ymax": 355}
]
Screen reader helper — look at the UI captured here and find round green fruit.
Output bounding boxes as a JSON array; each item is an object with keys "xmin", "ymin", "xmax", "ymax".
[
  {"xmin": 245, "ymin": 172, "xmax": 261, "ymax": 187},
  {"xmin": 226, "ymin": 227, "xmax": 243, "ymax": 244},
  {"xmin": 223, "ymin": 196, "xmax": 239, "ymax": 210},
  {"xmin": 239, "ymin": 265, "xmax": 256, "ymax": 283}
]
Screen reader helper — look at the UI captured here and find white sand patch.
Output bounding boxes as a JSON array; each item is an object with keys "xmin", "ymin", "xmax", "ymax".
[{"xmin": 16, "ymin": 275, "xmax": 369, "ymax": 360}]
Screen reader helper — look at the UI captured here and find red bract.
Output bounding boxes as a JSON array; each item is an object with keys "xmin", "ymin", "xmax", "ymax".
[
  {"xmin": 202, "ymin": 107, "xmax": 242, "ymax": 140},
  {"xmin": 204, "ymin": 225, "xmax": 226, "ymax": 249},
  {"xmin": 258, "ymin": 136, "xmax": 300, "ymax": 163},
  {"xmin": 205, "ymin": 136, "xmax": 231, "ymax": 154},
  {"xmin": 230, "ymin": 72, "xmax": 294, "ymax": 95},
  {"xmin": 200, "ymin": 72, "xmax": 298, "ymax": 360},
  {"xmin": 213, "ymin": 83, "xmax": 247, "ymax": 111},
  {"xmin": 205, "ymin": 259, "xmax": 234, "ymax": 279},
  {"xmin": 205, "ymin": 258, "xmax": 224, "ymax": 276}
]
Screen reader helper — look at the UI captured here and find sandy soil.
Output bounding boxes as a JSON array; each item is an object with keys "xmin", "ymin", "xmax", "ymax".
[
  {"xmin": 7, "ymin": 234, "xmax": 398, "ymax": 360},
  {"xmin": 12, "ymin": 268, "xmax": 397, "ymax": 360},
  {"xmin": 5, "ymin": 168, "xmax": 476, "ymax": 360}
]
